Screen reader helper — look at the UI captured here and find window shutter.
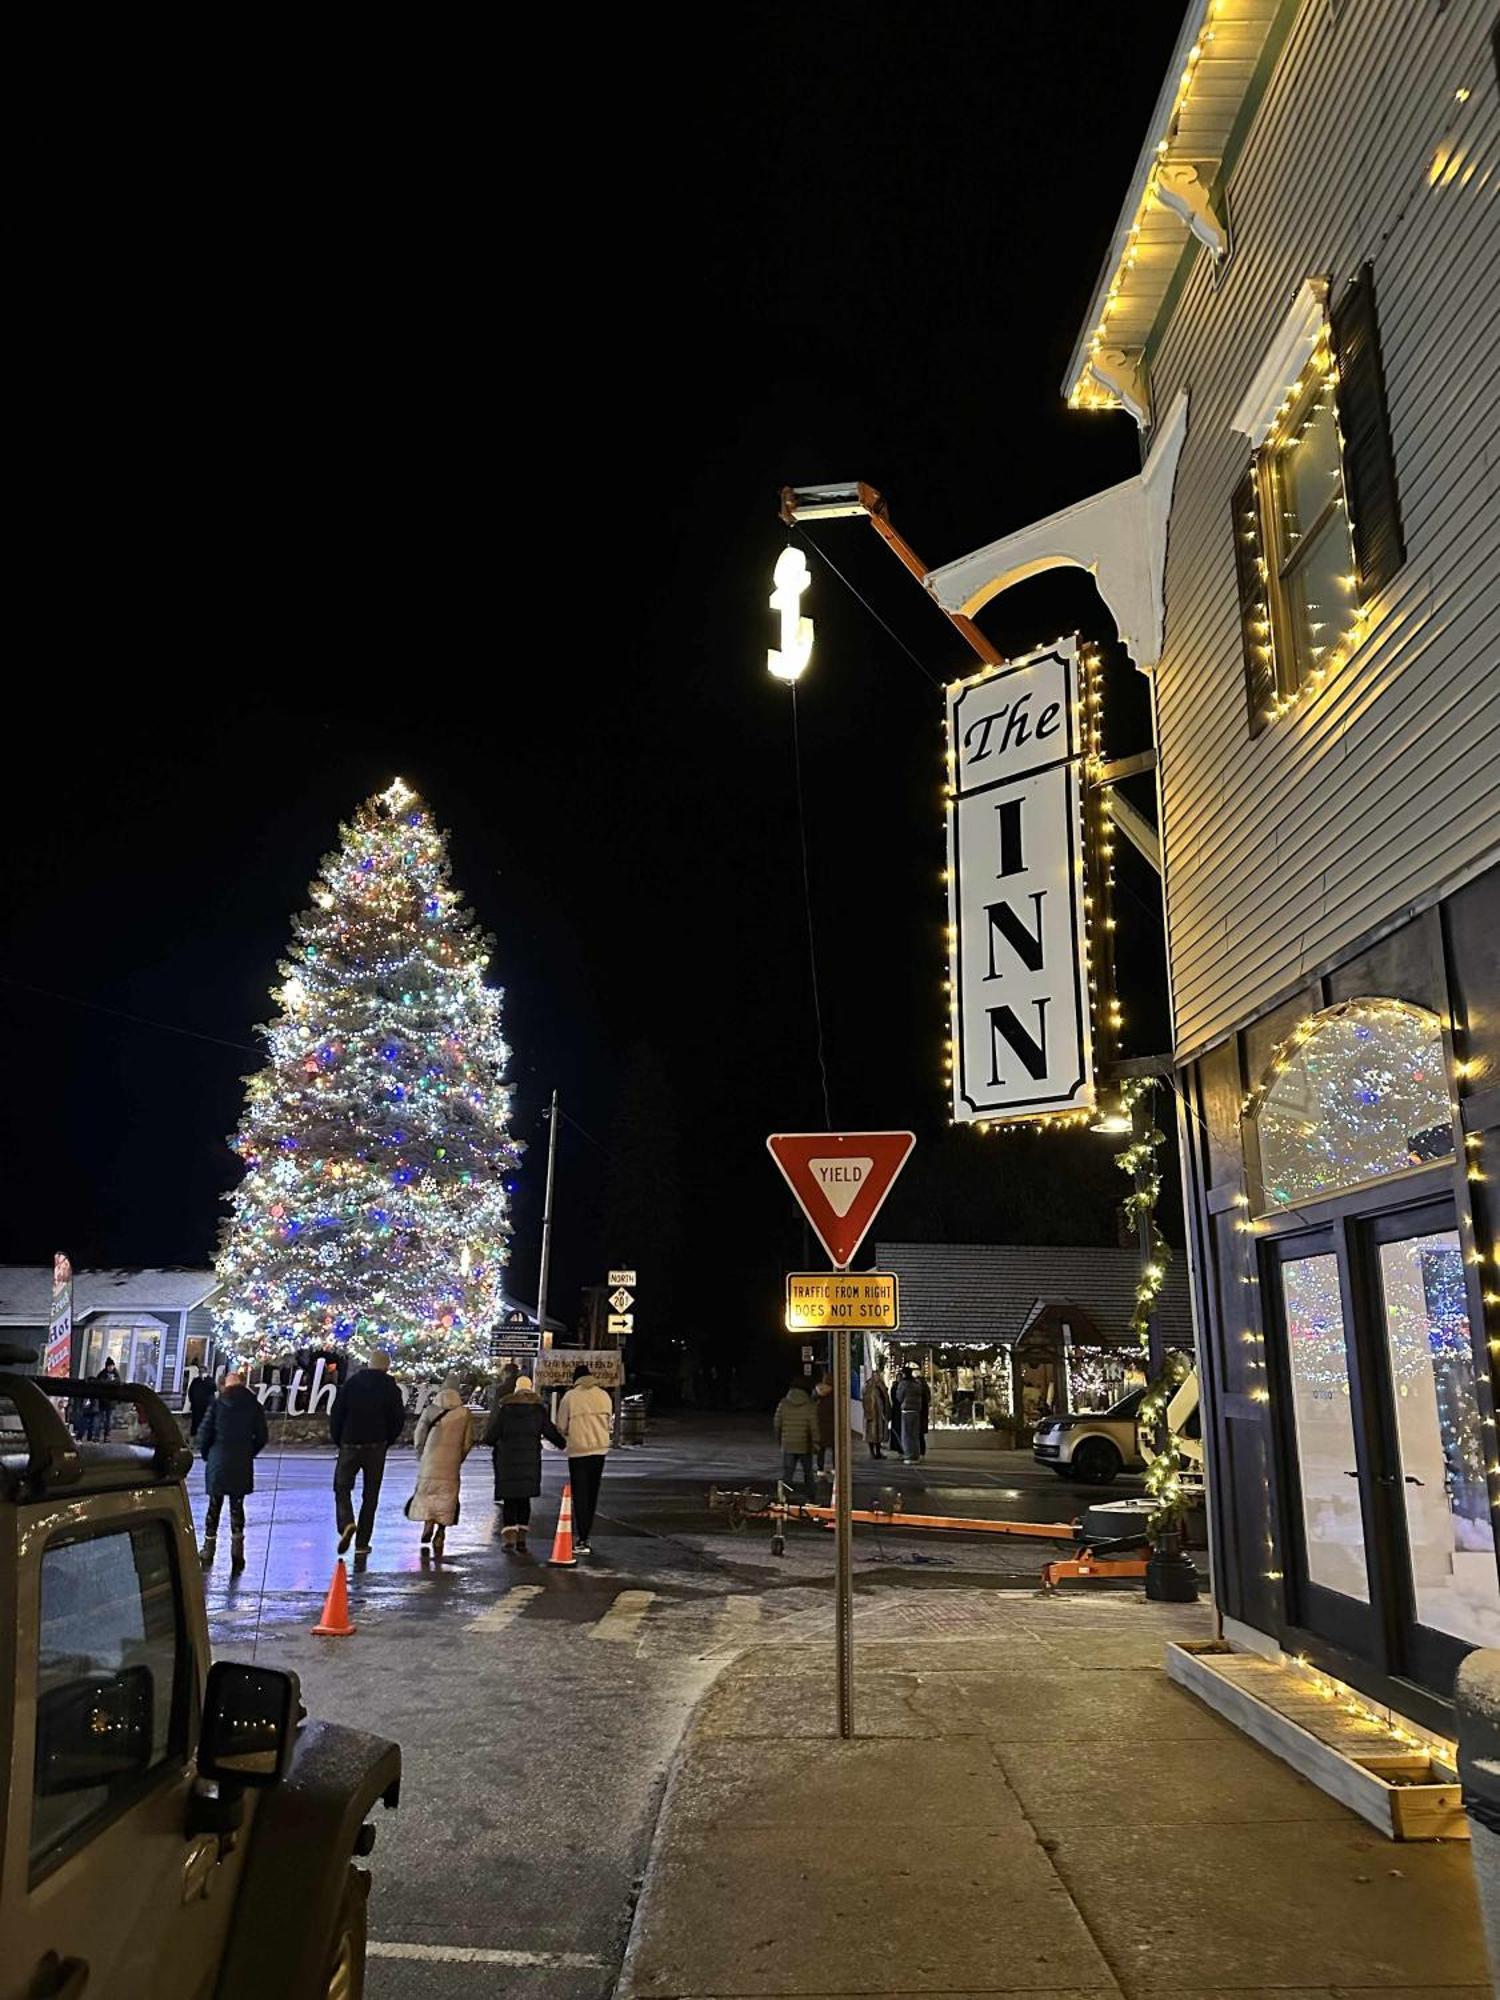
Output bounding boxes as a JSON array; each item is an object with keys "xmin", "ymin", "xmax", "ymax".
[
  {"xmin": 1231, "ymin": 463, "xmax": 1275, "ymax": 735},
  {"xmin": 1330, "ymin": 262, "xmax": 1406, "ymax": 601}
]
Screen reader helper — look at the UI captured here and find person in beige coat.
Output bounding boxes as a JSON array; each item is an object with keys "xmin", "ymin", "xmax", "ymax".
[{"xmin": 411, "ymin": 1382, "xmax": 474, "ymax": 1558}]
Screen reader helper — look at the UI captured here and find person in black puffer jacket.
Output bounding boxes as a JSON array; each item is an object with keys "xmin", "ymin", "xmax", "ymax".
[
  {"xmin": 198, "ymin": 1372, "xmax": 269, "ymax": 1571},
  {"xmin": 484, "ymin": 1376, "xmax": 565, "ymax": 1554}
]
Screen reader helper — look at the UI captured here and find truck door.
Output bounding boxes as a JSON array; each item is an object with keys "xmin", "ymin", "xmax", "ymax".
[{"xmin": 9, "ymin": 1514, "xmax": 243, "ymax": 2000}]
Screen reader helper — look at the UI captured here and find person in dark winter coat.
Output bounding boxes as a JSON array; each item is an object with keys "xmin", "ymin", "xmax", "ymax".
[
  {"xmin": 198, "ymin": 1371, "xmax": 269, "ymax": 1571},
  {"xmin": 773, "ymin": 1377, "xmax": 819, "ymax": 1501},
  {"xmin": 329, "ymin": 1350, "xmax": 406, "ymax": 1558},
  {"xmin": 811, "ymin": 1372, "xmax": 835, "ymax": 1476},
  {"xmin": 484, "ymin": 1376, "xmax": 565, "ymax": 1553},
  {"xmin": 187, "ymin": 1368, "xmax": 216, "ymax": 1438},
  {"xmin": 894, "ymin": 1367, "xmax": 929, "ymax": 1463}
]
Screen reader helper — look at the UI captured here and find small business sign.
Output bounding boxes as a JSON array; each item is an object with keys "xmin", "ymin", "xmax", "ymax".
[
  {"xmin": 45, "ymin": 1254, "xmax": 73, "ymax": 1379},
  {"xmin": 945, "ymin": 638, "xmax": 1094, "ymax": 1124},
  {"xmin": 766, "ymin": 1131, "xmax": 915, "ymax": 1270},
  {"xmin": 535, "ymin": 1347, "xmax": 624, "ymax": 1390},
  {"xmin": 785, "ymin": 1272, "xmax": 899, "ymax": 1332}
]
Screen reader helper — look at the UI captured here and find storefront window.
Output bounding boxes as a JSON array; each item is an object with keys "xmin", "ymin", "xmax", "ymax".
[
  {"xmin": 881, "ymin": 1343, "xmax": 1011, "ymax": 1429},
  {"xmin": 1254, "ymin": 1000, "xmax": 1452, "ymax": 1211}
]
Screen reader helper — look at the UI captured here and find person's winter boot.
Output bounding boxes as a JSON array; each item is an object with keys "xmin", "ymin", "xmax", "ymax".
[
  {"xmin": 501, "ymin": 1525, "xmax": 518, "ymax": 1552},
  {"xmin": 230, "ymin": 1536, "xmax": 246, "ymax": 1573},
  {"xmin": 199, "ymin": 1535, "xmax": 216, "ymax": 1567},
  {"xmin": 431, "ymin": 1526, "xmax": 446, "ymax": 1559},
  {"xmin": 515, "ymin": 1527, "xmax": 528, "ymax": 1553}
]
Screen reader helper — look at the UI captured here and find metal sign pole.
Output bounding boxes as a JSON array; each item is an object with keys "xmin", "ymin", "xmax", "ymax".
[{"xmin": 833, "ymin": 1324, "xmax": 854, "ymax": 1739}]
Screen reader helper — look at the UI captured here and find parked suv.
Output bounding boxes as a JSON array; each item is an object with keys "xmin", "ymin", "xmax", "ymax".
[
  {"xmin": 1032, "ymin": 1387, "xmax": 1147, "ymax": 1484},
  {"xmin": 0, "ymin": 1345, "xmax": 400, "ymax": 1999}
]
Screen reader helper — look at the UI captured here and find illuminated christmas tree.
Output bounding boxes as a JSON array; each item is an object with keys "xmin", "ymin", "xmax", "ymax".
[{"xmin": 215, "ymin": 779, "xmax": 521, "ymax": 1372}]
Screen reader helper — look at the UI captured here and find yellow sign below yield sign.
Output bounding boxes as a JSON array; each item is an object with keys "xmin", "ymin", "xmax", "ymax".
[{"xmin": 784, "ymin": 1272, "xmax": 900, "ymax": 1332}]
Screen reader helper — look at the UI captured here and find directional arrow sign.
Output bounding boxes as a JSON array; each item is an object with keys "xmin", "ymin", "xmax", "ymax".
[
  {"xmin": 766, "ymin": 1131, "xmax": 915, "ymax": 1270},
  {"xmin": 608, "ymin": 1287, "xmax": 634, "ymax": 1314}
]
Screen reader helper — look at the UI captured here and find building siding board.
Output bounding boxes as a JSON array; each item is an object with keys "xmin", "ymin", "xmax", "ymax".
[{"xmin": 1145, "ymin": 0, "xmax": 1500, "ymax": 1057}]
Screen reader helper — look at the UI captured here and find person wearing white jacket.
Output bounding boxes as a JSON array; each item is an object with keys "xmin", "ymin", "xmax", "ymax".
[{"xmin": 556, "ymin": 1364, "xmax": 613, "ymax": 1554}]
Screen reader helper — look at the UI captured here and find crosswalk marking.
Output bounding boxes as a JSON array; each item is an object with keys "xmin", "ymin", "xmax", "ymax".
[
  {"xmin": 368, "ymin": 1941, "xmax": 606, "ymax": 1969},
  {"xmin": 589, "ymin": 1588, "xmax": 656, "ymax": 1642},
  {"xmin": 467, "ymin": 1584, "xmax": 543, "ymax": 1632}
]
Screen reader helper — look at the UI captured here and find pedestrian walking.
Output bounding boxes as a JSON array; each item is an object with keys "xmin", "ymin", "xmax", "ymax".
[
  {"xmin": 197, "ymin": 1370, "xmax": 269, "ymax": 1571},
  {"xmin": 812, "ymin": 1369, "xmax": 835, "ymax": 1478},
  {"xmin": 494, "ymin": 1360, "xmax": 520, "ymax": 1404},
  {"xmin": 96, "ymin": 1357, "xmax": 120, "ymax": 1439},
  {"xmin": 186, "ymin": 1366, "xmax": 216, "ymax": 1439},
  {"xmin": 894, "ymin": 1365, "xmax": 927, "ymax": 1463},
  {"xmin": 409, "ymin": 1380, "xmax": 475, "ymax": 1560},
  {"xmin": 329, "ymin": 1349, "xmax": 406, "ymax": 1559},
  {"xmin": 555, "ymin": 1363, "xmax": 613, "ymax": 1555},
  {"xmin": 67, "ymin": 1389, "xmax": 97, "ymax": 1442},
  {"xmin": 484, "ymin": 1373, "xmax": 565, "ymax": 1553},
  {"xmin": 861, "ymin": 1363, "xmax": 890, "ymax": 1459},
  {"xmin": 773, "ymin": 1373, "xmax": 819, "ymax": 1502}
]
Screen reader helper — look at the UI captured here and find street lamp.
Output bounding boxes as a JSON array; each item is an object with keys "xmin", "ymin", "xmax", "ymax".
[{"xmin": 767, "ymin": 546, "xmax": 814, "ymax": 682}]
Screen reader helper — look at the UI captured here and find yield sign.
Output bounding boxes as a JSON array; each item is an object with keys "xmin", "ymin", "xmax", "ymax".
[{"xmin": 766, "ymin": 1131, "xmax": 916, "ymax": 1271}]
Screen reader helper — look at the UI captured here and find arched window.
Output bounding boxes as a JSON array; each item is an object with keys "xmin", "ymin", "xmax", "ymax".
[{"xmin": 1251, "ymin": 999, "xmax": 1453, "ymax": 1211}]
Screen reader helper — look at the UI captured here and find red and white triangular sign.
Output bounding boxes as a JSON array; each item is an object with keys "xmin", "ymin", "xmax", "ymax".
[{"xmin": 766, "ymin": 1130, "xmax": 916, "ymax": 1271}]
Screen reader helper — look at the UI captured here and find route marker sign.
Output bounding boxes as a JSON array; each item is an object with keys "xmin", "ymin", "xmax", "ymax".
[
  {"xmin": 766, "ymin": 1130, "xmax": 915, "ymax": 1269},
  {"xmin": 608, "ymin": 1287, "xmax": 634, "ymax": 1314},
  {"xmin": 785, "ymin": 1271, "xmax": 899, "ymax": 1332}
]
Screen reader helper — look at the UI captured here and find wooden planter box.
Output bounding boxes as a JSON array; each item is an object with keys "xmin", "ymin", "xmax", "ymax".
[{"xmin": 1167, "ymin": 1639, "xmax": 1466, "ymax": 1842}]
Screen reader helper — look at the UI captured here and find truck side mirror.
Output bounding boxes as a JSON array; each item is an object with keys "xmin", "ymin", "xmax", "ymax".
[
  {"xmin": 196, "ymin": 1662, "xmax": 299, "ymax": 1787},
  {"xmin": 35, "ymin": 1666, "xmax": 154, "ymax": 1795}
]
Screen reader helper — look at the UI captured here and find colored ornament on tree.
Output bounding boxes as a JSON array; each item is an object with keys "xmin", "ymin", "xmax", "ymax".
[{"xmin": 215, "ymin": 779, "xmax": 521, "ymax": 1371}]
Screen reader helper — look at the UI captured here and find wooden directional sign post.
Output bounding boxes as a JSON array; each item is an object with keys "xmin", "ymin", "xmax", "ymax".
[{"xmin": 767, "ymin": 1131, "xmax": 915, "ymax": 1740}]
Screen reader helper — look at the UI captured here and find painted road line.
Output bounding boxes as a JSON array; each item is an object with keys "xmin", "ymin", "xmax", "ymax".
[
  {"xmin": 368, "ymin": 1942, "xmax": 606, "ymax": 1969},
  {"xmin": 588, "ymin": 1588, "xmax": 657, "ymax": 1642},
  {"xmin": 467, "ymin": 1584, "xmax": 543, "ymax": 1633}
]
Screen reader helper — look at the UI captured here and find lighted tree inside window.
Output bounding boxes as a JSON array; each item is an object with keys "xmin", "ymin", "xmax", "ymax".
[
  {"xmin": 1254, "ymin": 1000, "xmax": 1453, "ymax": 1210},
  {"xmin": 215, "ymin": 780, "xmax": 521, "ymax": 1371}
]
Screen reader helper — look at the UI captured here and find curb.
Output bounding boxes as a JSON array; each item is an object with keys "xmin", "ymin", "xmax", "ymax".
[{"xmin": 614, "ymin": 1646, "xmax": 763, "ymax": 1997}]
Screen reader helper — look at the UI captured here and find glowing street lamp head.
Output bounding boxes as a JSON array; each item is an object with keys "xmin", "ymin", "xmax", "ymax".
[{"xmin": 768, "ymin": 544, "xmax": 813, "ymax": 682}]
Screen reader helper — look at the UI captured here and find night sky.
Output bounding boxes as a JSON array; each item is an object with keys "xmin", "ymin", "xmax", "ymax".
[{"xmin": 5, "ymin": 10, "xmax": 1185, "ymax": 1390}]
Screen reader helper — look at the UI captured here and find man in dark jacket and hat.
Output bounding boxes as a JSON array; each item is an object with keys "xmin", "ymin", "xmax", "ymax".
[
  {"xmin": 198, "ymin": 1370, "xmax": 269, "ymax": 1571},
  {"xmin": 186, "ymin": 1366, "xmax": 216, "ymax": 1439},
  {"xmin": 329, "ymin": 1350, "xmax": 406, "ymax": 1559}
]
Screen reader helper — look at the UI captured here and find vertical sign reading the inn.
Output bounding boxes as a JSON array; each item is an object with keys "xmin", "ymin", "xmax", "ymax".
[{"xmin": 946, "ymin": 638, "xmax": 1094, "ymax": 1124}]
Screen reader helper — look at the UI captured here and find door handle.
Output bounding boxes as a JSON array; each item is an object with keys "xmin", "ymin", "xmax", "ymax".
[
  {"xmin": 1404, "ymin": 1476, "xmax": 1425, "ymax": 1487},
  {"xmin": 32, "ymin": 1953, "xmax": 89, "ymax": 1998},
  {"xmin": 1343, "ymin": 1470, "xmax": 1360, "ymax": 1478}
]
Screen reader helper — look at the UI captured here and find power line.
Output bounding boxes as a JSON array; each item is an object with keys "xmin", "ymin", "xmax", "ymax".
[
  {"xmin": 791, "ymin": 524, "xmax": 944, "ymax": 688},
  {"xmin": 0, "ymin": 976, "xmax": 259, "ymax": 1055},
  {"xmin": 789, "ymin": 684, "xmax": 834, "ymax": 1127}
]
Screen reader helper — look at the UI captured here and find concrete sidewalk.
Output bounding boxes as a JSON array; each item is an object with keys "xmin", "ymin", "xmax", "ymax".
[{"xmin": 618, "ymin": 1599, "xmax": 1491, "ymax": 1998}]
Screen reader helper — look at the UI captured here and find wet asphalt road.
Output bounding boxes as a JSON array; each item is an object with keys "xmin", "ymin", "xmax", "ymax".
[{"xmin": 200, "ymin": 1417, "xmax": 1140, "ymax": 1997}]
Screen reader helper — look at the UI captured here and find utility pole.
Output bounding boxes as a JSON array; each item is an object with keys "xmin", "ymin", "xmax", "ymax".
[{"xmin": 536, "ymin": 1090, "xmax": 559, "ymax": 1346}]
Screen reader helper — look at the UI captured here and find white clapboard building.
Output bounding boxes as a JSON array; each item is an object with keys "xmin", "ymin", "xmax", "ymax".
[{"xmin": 924, "ymin": 0, "xmax": 1498, "ymax": 1739}]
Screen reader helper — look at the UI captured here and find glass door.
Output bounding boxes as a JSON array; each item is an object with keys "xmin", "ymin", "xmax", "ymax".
[
  {"xmin": 1267, "ymin": 1230, "xmax": 1377, "ymax": 1659},
  {"xmin": 1367, "ymin": 1206, "xmax": 1500, "ymax": 1685}
]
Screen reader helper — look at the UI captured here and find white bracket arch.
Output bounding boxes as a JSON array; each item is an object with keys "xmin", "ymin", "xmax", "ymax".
[{"xmin": 923, "ymin": 390, "xmax": 1189, "ymax": 671}]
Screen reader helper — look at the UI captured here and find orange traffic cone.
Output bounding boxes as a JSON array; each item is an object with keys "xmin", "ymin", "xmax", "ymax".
[
  {"xmin": 311, "ymin": 1557, "xmax": 357, "ymax": 1635},
  {"xmin": 548, "ymin": 1482, "xmax": 577, "ymax": 1568}
]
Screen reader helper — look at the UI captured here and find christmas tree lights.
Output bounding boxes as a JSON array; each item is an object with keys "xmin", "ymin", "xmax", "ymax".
[{"xmin": 215, "ymin": 779, "xmax": 522, "ymax": 1372}]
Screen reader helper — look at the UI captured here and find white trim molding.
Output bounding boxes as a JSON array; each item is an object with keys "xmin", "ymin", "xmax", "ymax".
[
  {"xmin": 1229, "ymin": 278, "xmax": 1330, "ymax": 448},
  {"xmin": 924, "ymin": 390, "xmax": 1190, "ymax": 671}
]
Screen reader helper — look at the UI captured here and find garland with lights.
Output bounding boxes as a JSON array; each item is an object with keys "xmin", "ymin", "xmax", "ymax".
[
  {"xmin": 1139, "ymin": 1349, "xmax": 1193, "ymax": 1535},
  {"xmin": 1113, "ymin": 1077, "xmax": 1171, "ymax": 1342},
  {"xmin": 215, "ymin": 779, "xmax": 522, "ymax": 1372}
]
